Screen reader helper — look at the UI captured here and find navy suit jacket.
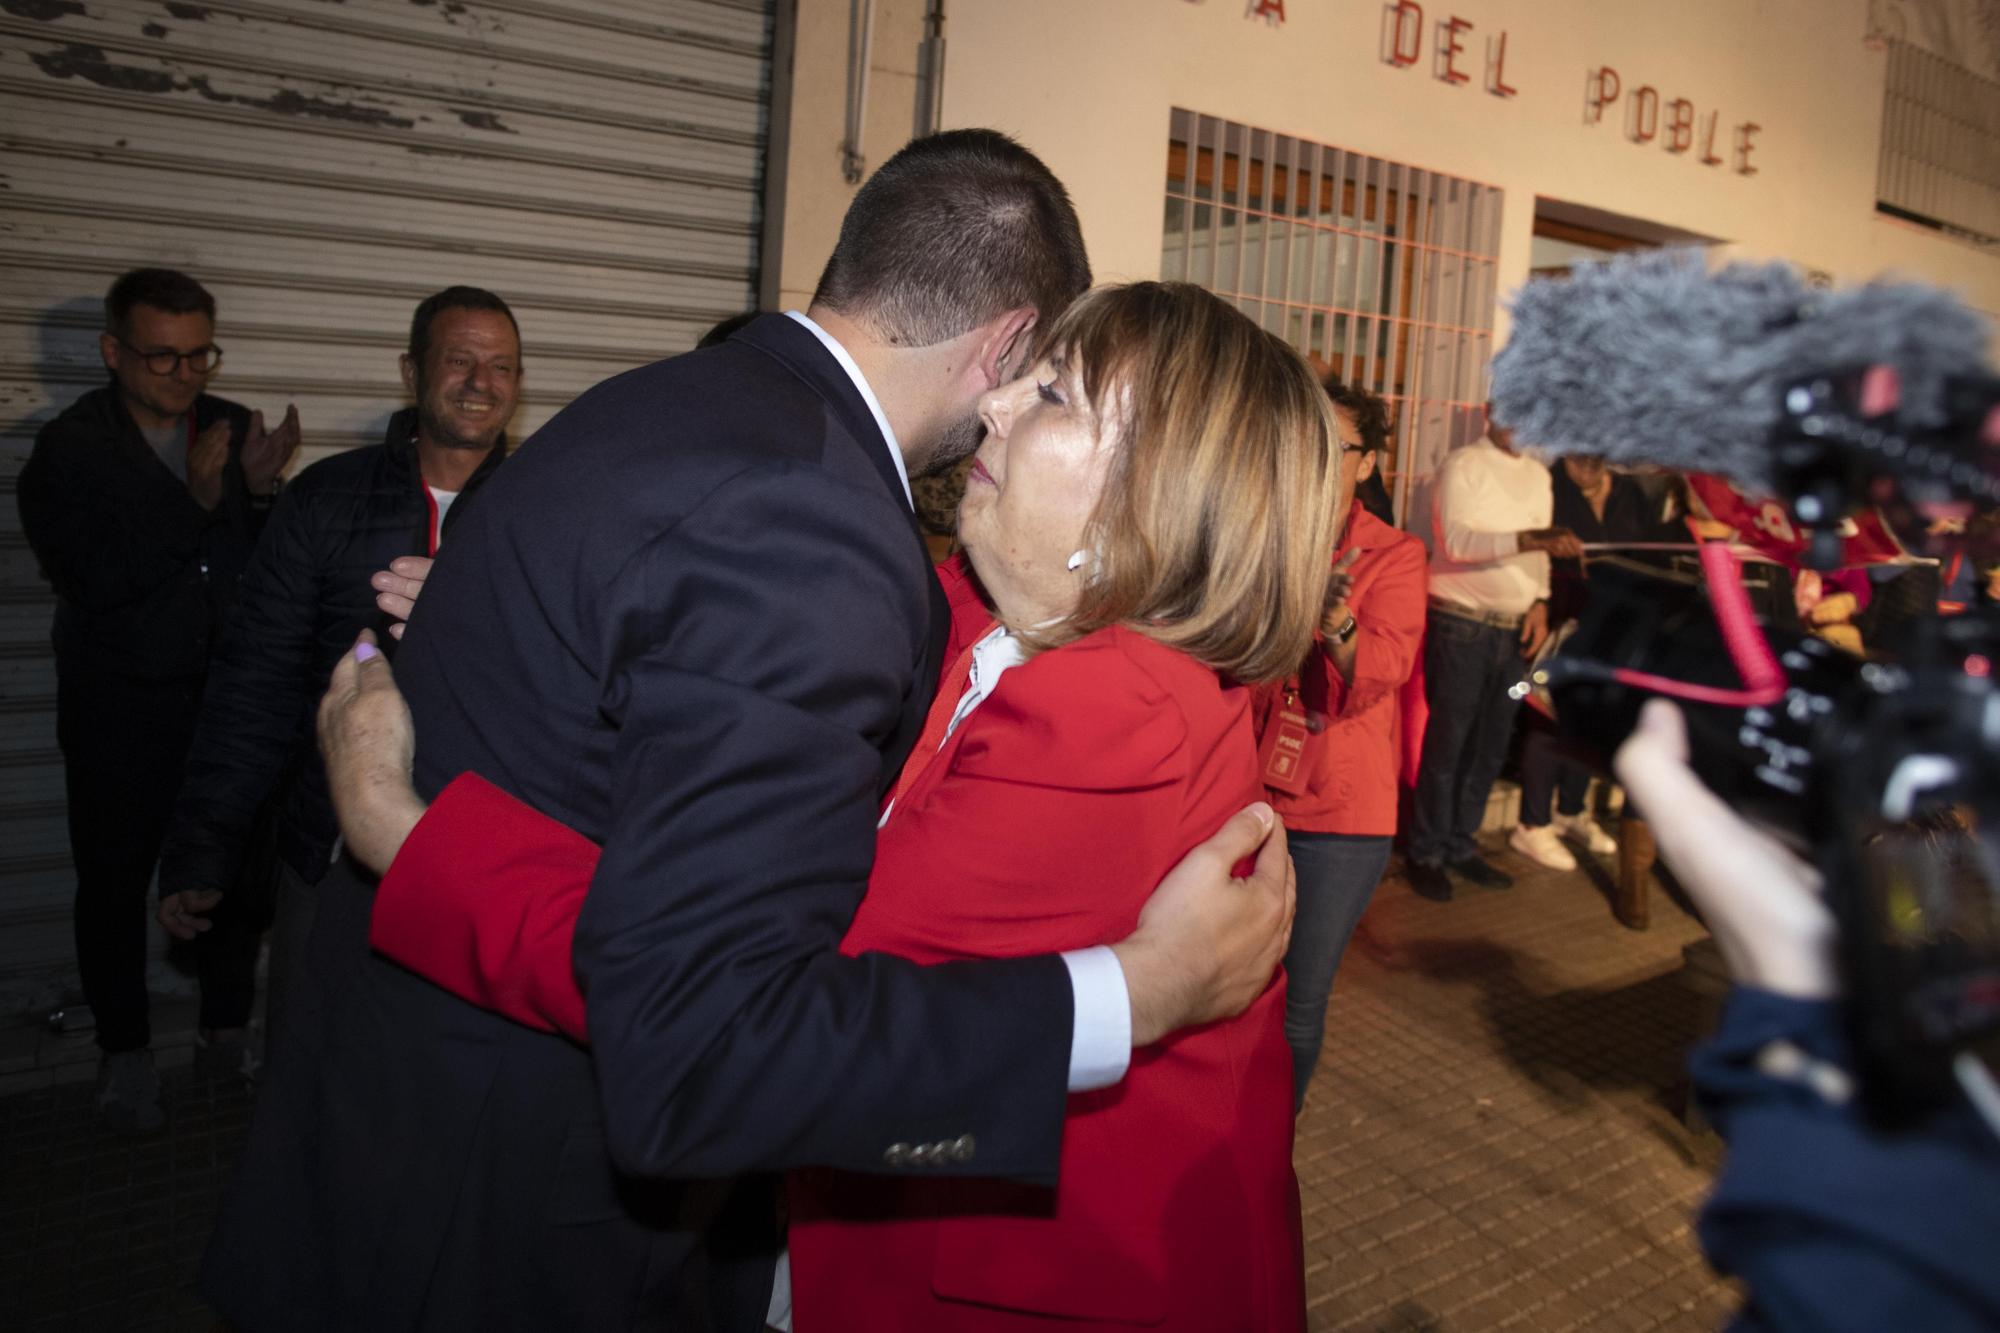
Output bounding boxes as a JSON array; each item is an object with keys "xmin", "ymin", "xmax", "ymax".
[{"xmin": 203, "ymin": 316, "xmax": 1074, "ymax": 1333}]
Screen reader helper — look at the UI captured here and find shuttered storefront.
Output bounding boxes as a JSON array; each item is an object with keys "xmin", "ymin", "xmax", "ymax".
[{"xmin": 0, "ymin": 0, "xmax": 775, "ymax": 1003}]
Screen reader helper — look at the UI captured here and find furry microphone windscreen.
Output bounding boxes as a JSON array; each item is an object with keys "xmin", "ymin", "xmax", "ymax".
[{"xmin": 1489, "ymin": 248, "xmax": 1992, "ymax": 495}]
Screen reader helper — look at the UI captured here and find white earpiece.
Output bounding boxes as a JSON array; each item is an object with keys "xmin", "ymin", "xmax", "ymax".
[{"xmin": 1067, "ymin": 549, "xmax": 1088, "ymax": 572}]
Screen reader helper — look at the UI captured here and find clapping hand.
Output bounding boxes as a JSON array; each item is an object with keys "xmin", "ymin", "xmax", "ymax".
[
  {"xmin": 187, "ymin": 418, "xmax": 231, "ymax": 510},
  {"xmin": 1320, "ymin": 547, "xmax": 1361, "ymax": 629},
  {"xmin": 241, "ymin": 404, "xmax": 302, "ymax": 495}
]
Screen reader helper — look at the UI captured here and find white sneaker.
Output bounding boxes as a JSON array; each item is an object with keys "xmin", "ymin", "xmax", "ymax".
[
  {"xmin": 1508, "ymin": 823, "xmax": 1578, "ymax": 870},
  {"xmin": 1555, "ymin": 811, "xmax": 1618, "ymax": 855},
  {"xmin": 96, "ymin": 1048, "xmax": 165, "ymax": 1134},
  {"xmin": 193, "ymin": 1029, "xmax": 261, "ymax": 1084}
]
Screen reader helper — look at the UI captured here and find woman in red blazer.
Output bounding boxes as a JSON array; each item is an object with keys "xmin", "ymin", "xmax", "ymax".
[
  {"xmin": 1259, "ymin": 380, "xmax": 1429, "ymax": 1109},
  {"xmin": 334, "ymin": 283, "xmax": 1350, "ymax": 1330}
]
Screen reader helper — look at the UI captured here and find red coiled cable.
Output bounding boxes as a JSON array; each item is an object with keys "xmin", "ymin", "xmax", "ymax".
[{"xmin": 1606, "ymin": 540, "xmax": 1789, "ymax": 707}]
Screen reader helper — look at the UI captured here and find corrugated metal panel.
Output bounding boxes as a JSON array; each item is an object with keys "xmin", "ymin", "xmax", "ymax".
[
  {"xmin": 0, "ymin": 0, "xmax": 775, "ymax": 1000},
  {"xmin": 1876, "ymin": 38, "xmax": 2000, "ymax": 245}
]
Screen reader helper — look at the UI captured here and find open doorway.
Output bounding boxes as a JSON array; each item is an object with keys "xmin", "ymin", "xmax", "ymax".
[{"xmin": 1530, "ymin": 197, "xmax": 1716, "ymax": 278}]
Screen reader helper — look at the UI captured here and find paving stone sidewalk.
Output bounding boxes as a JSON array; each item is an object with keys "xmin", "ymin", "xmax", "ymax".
[
  {"xmin": 1294, "ymin": 843, "xmax": 1738, "ymax": 1331},
  {"xmin": 1, "ymin": 1052, "xmax": 249, "ymax": 1332},
  {"xmin": 1, "ymin": 836, "xmax": 1737, "ymax": 1331}
]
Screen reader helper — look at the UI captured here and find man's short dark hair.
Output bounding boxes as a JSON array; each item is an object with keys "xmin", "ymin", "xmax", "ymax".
[
  {"xmin": 105, "ymin": 268, "xmax": 215, "ymax": 340},
  {"xmin": 409, "ymin": 286, "xmax": 520, "ymax": 365},
  {"xmin": 1323, "ymin": 375, "xmax": 1391, "ymax": 455},
  {"xmin": 811, "ymin": 129, "xmax": 1092, "ymax": 347}
]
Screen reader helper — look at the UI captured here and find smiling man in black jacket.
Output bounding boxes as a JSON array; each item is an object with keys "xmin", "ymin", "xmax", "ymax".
[{"xmin": 155, "ymin": 286, "xmax": 522, "ymax": 1079}]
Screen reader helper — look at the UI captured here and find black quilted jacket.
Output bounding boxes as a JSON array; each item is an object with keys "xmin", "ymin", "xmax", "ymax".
[
  {"xmin": 19, "ymin": 386, "xmax": 265, "ymax": 679},
  {"xmin": 159, "ymin": 409, "xmax": 505, "ymax": 892}
]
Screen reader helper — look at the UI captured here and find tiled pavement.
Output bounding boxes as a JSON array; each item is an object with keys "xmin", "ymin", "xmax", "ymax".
[
  {"xmin": 1, "ymin": 1053, "xmax": 251, "ymax": 1332},
  {"xmin": 1, "ymin": 836, "xmax": 1738, "ymax": 1331},
  {"xmin": 1293, "ymin": 843, "xmax": 1738, "ymax": 1332}
]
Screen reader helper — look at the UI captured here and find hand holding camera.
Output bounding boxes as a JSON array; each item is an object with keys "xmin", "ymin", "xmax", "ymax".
[{"xmin": 1615, "ymin": 699, "xmax": 1837, "ymax": 999}]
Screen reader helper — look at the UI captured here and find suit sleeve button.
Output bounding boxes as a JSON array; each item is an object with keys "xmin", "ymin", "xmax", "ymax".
[
  {"xmin": 951, "ymin": 1134, "xmax": 976, "ymax": 1163},
  {"xmin": 883, "ymin": 1142, "xmax": 910, "ymax": 1167}
]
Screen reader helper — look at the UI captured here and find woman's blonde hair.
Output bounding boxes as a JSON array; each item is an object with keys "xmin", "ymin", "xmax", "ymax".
[{"xmin": 1015, "ymin": 282, "xmax": 1342, "ymax": 685}]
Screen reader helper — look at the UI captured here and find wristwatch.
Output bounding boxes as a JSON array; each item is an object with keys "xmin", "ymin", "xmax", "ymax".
[{"xmin": 1331, "ymin": 613, "xmax": 1359, "ymax": 645}]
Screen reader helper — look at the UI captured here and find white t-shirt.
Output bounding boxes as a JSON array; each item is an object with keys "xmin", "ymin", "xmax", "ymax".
[
  {"xmin": 429, "ymin": 487, "xmax": 460, "ymax": 541},
  {"xmin": 143, "ymin": 417, "xmax": 188, "ymax": 483}
]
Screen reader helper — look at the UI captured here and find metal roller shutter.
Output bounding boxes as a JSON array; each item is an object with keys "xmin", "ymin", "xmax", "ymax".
[{"xmin": 0, "ymin": 0, "xmax": 775, "ymax": 1002}]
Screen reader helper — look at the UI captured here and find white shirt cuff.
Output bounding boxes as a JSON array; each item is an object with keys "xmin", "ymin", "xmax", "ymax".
[{"xmin": 1061, "ymin": 945, "xmax": 1132, "ymax": 1092}]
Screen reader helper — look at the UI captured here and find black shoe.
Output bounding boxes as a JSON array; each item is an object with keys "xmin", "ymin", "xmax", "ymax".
[
  {"xmin": 1449, "ymin": 854, "xmax": 1514, "ymax": 889},
  {"xmin": 1407, "ymin": 861, "xmax": 1454, "ymax": 902}
]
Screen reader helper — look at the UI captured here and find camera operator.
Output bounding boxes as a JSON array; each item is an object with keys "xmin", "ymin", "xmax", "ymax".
[{"xmin": 1614, "ymin": 700, "xmax": 2000, "ymax": 1332}]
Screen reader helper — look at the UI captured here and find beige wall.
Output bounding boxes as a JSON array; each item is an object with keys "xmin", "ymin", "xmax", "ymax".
[
  {"xmin": 916, "ymin": 0, "xmax": 1998, "ymax": 337},
  {"xmin": 764, "ymin": 0, "xmax": 937, "ymax": 312}
]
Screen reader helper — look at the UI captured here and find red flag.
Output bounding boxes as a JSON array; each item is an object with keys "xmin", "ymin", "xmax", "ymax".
[{"xmin": 1685, "ymin": 473, "xmax": 1913, "ymax": 568}]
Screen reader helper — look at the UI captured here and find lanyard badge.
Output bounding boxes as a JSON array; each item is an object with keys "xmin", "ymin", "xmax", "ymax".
[{"xmin": 1258, "ymin": 686, "xmax": 1313, "ymax": 796}]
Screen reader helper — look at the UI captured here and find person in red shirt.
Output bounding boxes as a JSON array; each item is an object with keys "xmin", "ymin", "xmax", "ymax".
[
  {"xmin": 318, "ymin": 282, "xmax": 1347, "ymax": 1330},
  {"xmin": 1258, "ymin": 379, "xmax": 1428, "ymax": 1109}
]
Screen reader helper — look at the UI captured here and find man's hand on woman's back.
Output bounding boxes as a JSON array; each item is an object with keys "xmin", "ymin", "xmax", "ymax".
[{"xmin": 1113, "ymin": 804, "xmax": 1295, "ymax": 1047}]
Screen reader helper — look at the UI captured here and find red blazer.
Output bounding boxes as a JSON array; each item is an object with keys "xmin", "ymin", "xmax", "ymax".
[
  {"xmin": 1259, "ymin": 507, "xmax": 1428, "ymax": 835},
  {"xmin": 370, "ymin": 557, "xmax": 1303, "ymax": 1332}
]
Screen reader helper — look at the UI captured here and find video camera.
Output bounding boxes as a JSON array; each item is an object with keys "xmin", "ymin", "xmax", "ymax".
[{"xmin": 1492, "ymin": 252, "xmax": 2000, "ymax": 1127}]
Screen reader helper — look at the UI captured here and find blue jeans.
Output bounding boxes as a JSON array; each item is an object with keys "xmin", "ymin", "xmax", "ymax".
[
  {"xmin": 1406, "ymin": 608, "xmax": 1526, "ymax": 866},
  {"xmin": 1282, "ymin": 831, "xmax": 1393, "ymax": 1109}
]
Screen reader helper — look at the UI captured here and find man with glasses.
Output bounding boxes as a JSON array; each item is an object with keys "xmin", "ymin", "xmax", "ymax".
[{"xmin": 17, "ymin": 266, "xmax": 298, "ymax": 1132}]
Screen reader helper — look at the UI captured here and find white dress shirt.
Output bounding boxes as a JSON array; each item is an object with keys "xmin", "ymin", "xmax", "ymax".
[
  {"xmin": 784, "ymin": 310, "xmax": 912, "ymax": 508},
  {"xmin": 784, "ymin": 310, "xmax": 1131, "ymax": 1094}
]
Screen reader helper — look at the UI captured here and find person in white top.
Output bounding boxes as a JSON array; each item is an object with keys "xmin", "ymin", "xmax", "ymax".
[{"xmin": 1405, "ymin": 410, "xmax": 1581, "ymax": 901}]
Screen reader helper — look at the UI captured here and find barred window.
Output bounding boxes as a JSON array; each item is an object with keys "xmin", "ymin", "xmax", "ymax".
[
  {"xmin": 1162, "ymin": 109, "xmax": 1504, "ymax": 523},
  {"xmin": 1876, "ymin": 39, "xmax": 2000, "ymax": 246}
]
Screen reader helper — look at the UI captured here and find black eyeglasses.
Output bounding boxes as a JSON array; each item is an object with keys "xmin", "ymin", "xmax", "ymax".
[{"xmin": 116, "ymin": 336, "xmax": 223, "ymax": 376}]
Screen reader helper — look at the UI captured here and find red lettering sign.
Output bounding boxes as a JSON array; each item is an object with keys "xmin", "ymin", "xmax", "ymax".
[
  {"xmin": 1487, "ymin": 30, "xmax": 1517, "ymax": 97},
  {"xmin": 1388, "ymin": 0, "xmax": 1423, "ymax": 66},
  {"xmin": 1576, "ymin": 59, "xmax": 1763, "ymax": 176},
  {"xmin": 1665, "ymin": 97, "xmax": 1694, "ymax": 152},
  {"xmin": 1440, "ymin": 16, "xmax": 1472, "ymax": 84},
  {"xmin": 1735, "ymin": 121, "xmax": 1761, "ymax": 175},
  {"xmin": 1588, "ymin": 66, "xmax": 1621, "ymax": 123},
  {"xmin": 1700, "ymin": 109, "xmax": 1724, "ymax": 165},
  {"xmin": 1629, "ymin": 85, "xmax": 1659, "ymax": 142}
]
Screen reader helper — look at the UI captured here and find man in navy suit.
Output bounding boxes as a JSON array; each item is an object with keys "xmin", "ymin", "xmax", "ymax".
[{"xmin": 203, "ymin": 130, "xmax": 1294, "ymax": 1331}]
